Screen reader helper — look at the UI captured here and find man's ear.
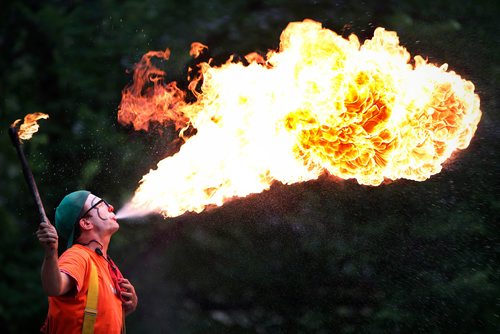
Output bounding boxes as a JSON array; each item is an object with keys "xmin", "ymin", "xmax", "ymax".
[{"xmin": 79, "ymin": 217, "xmax": 93, "ymax": 231}]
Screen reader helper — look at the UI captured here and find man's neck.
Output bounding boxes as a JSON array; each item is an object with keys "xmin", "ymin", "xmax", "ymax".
[{"xmin": 76, "ymin": 238, "xmax": 110, "ymax": 257}]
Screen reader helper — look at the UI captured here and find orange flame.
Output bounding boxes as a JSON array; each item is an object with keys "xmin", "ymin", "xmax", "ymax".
[
  {"xmin": 189, "ymin": 42, "xmax": 208, "ymax": 58},
  {"xmin": 117, "ymin": 20, "xmax": 481, "ymax": 218},
  {"xmin": 118, "ymin": 49, "xmax": 189, "ymax": 132},
  {"xmin": 11, "ymin": 112, "xmax": 49, "ymax": 142}
]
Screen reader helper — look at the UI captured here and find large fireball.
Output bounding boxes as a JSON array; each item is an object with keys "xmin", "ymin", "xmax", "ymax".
[{"xmin": 117, "ymin": 20, "xmax": 481, "ymax": 218}]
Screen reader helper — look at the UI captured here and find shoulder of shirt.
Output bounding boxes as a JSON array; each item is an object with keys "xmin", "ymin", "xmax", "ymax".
[{"xmin": 61, "ymin": 244, "xmax": 95, "ymax": 262}]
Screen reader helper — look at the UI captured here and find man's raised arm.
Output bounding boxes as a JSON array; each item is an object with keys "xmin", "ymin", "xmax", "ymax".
[{"xmin": 36, "ymin": 221, "xmax": 74, "ymax": 296}]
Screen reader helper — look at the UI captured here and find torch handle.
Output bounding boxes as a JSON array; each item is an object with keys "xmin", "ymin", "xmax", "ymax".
[{"xmin": 8, "ymin": 126, "xmax": 49, "ymax": 224}]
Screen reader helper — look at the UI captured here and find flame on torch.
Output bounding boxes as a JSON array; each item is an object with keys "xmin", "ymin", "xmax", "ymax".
[
  {"xmin": 11, "ymin": 112, "xmax": 49, "ymax": 142},
  {"xmin": 9, "ymin": 112, "xmax": 50, "ymax": 224},
  {"xmin": 117, "ymin": 19, "xmax": 481, "ymax": 219}
]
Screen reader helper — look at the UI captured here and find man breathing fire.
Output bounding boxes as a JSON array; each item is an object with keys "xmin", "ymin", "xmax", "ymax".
[{"xmin": 36, "ymin": 190, "xmax": 138, "ymax": 333}]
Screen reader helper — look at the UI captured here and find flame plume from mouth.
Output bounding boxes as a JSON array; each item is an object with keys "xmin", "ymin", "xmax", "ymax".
[{"xmin": 117, "ymin": 20, "xmax": 481, "ymax": 219}]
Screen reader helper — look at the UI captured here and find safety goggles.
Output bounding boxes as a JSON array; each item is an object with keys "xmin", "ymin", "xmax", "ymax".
[{"xmin": 80, "ymin": 199, "xmax": 114, "ymax": 219}]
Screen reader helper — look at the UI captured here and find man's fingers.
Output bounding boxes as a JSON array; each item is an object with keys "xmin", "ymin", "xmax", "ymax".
[
  {"xmin": 122, "ymin": 298, "xmax": 137, "ymax": 308},
  {"xmin": 120, "ymin": 282, "xmax": 131, "ymax": 290},
  {"xmin": 120, "ymin": 289, "xmax": 137, "ymax": 302},
  {"xmin": 39, "ymin": 222, "xmax": 51, "ymax": 229},
  {"xmin": 123, "ymin": 300, "xmax": 134, "ymax": 308},
  {"xmin": 39, "ymin": 238, "xmax": 56, "ymax": 243},
  {"xmin": 119, "ymin": 279, "xmax": 135, "ymax": 292},
  {"xmin": 121, "ymin": 291, "xmax": 132, "ymax": 299},
  {"xmin": 37, "ymin": 224, "xmax": 58, "ymax": 237},
  {"xmin": 37, "ymin": 231, "xmax": 57, "ymax": 239},
  {"xmin": 37, "ymin": 224, "xmax": 58, "ymax": 246}
]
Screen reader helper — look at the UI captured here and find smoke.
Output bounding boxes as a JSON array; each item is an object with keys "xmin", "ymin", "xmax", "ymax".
[{"xmin": 115, "ymin": 202, "xmax": 154, "ymax": 220}]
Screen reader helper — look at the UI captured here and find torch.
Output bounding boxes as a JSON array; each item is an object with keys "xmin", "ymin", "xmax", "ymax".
[{"xmin": 9, "ymin": 113, "xmax": 50, "ymax": 224}]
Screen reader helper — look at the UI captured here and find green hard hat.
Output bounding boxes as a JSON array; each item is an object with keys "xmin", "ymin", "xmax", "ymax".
[{"xmin": 55, "ymin": 190, "xmax": 90, "ymax": 250}]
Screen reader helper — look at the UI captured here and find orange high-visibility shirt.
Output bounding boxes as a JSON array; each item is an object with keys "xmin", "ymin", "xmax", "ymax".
[{"xmin": 44, "ymin": 244, "xmax": 123, "ymax": 333}]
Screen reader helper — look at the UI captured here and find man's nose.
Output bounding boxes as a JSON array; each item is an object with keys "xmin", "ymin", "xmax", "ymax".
[{"xmin": 108, "ymin": 204, "xmax": 114, "ymax": 213}]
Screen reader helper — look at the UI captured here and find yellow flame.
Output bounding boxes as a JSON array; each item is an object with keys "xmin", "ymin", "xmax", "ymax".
[
  {"xmin": 117, "ymin": 20, "xmax": 481, "ymax": 218},
  {"xmin": 11, "ymin": 112, "xmax": 49, "ymax": 142}
]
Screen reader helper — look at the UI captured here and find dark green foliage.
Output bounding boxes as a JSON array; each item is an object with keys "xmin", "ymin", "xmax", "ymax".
[{"xmin": 1, "ymin": 0, "xmax": 499, "ymax": 332}]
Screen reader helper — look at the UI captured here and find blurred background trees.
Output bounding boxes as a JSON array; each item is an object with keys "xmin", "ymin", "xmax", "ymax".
[{"xmin": 1, "ymin": 0, "xmax": 498, "ymax": 332}]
